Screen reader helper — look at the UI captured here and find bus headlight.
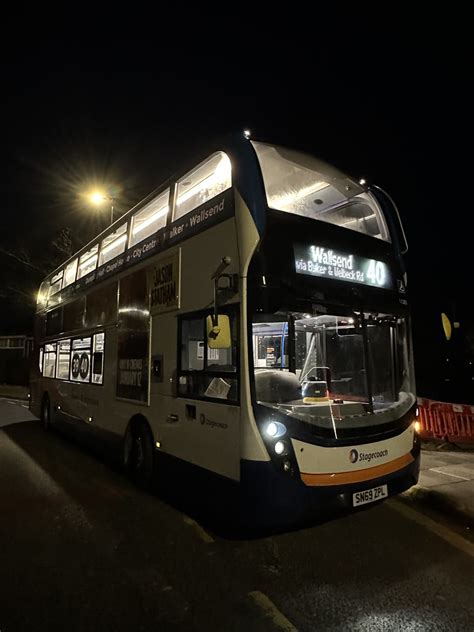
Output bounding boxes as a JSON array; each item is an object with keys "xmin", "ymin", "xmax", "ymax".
[
  {"xmin": 413, "ymin": 420, "xmax": 421, "ymax": 434},
  {"xmin": 265, "ymin": 421, "xmax": 286, "ymax": 439},
  {"xmin": 274, "ymin": 441, "xmax": 286, "ymax": 455}
]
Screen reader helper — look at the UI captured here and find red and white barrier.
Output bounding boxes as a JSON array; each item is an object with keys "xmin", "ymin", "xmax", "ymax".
[{"xmin": 417, "ymin": 397, "xmax": 474, "ymax": 443}]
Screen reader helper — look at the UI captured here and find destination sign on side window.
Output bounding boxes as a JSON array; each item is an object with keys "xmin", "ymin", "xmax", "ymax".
[{"xmin": 294, "ymin": 244, "xmax": 393, "ymax": 289}]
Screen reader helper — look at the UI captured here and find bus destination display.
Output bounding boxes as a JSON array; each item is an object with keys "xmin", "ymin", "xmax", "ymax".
[{"xmin": 294, "ymin": 244, "xmax": 393, "ymax": 289}]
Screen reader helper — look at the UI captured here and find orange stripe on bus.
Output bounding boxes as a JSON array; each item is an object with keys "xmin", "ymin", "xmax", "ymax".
[{"xmin": 300, "ymin": 452, "xmax": 414, "ymax": 487}]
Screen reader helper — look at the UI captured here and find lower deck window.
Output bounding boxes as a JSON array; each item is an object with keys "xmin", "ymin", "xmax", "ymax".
[
  {"xmin": 56, "ymin": 340, "xmax": 71, "ymax": 379},
  {"xmin": 43, "ymin": 343, "xmax": 57, "ymax": 378},
  {"xmin": 38, "ymin": 332, "xmax": 105, "ymax": 385},
  {"xmin": 179, "ymin": 312, "xmax": 238, "ymax": 401},
  {"xmin": 92, "ymin": 333, "xmax": 105, "ymax": 384}
]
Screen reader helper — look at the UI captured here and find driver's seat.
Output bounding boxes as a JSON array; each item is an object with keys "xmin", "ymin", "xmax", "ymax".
[{"xmin": 254, "ymin": 370, "xmax": 301, "ymax": 403}]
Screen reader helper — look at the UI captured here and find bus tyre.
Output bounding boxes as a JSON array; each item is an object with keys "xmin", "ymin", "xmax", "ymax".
[
  {"xmin": 41, "ymin": 396, "xmax": 51, "ymax": 431},
  {"xmin": 125, "ymin": 421, "xmax": 155, "ymax": 489}
]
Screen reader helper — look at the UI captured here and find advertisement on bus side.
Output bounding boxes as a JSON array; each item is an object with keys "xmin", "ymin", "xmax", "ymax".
[{"xmin": 148, "ymin": 250, "xmax": 181, "ymax": 315}]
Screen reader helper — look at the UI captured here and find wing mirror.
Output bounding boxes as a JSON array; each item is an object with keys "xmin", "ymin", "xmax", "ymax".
[{"xmin": 206, "ymin": 314, "xmax": 231, "ymax": 349}]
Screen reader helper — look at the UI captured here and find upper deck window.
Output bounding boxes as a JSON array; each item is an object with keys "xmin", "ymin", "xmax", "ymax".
[
  {"xmin": 99, "ymin": 223, "xmax": 127, "ymax": 266},
  {"xmin": 37, "ymin": 280, "xmax": 49, "ymax": 310},
  {"xmin": 252, "ymin": 142, "xmax": 390, "ymax": 242},
  {"xmin": 78, "ymin": 244, "xmax": 99, "ymax": 280},
  {"xmin": 49, "ymin": 271, "xmax": 63, "ymax": 296},
  {"xmin": 174, "ymin": 152, "xmax": 232, "ymax": 221},
  {"xmin": 130, "ymin": 189, "xmax": 169, "ymax": 247},
  {"xmin": 63, "ymin": 259, "xmax": 78, "ymax": 288}
]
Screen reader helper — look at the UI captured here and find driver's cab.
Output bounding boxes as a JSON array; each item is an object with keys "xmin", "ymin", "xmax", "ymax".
[
  {"xmin": 252, "ymin": 316, "xmax": 333, "ymax": 409},
  {"xmin": 252, "ymin": 310, "xmax": 413, "ymax": 427}
]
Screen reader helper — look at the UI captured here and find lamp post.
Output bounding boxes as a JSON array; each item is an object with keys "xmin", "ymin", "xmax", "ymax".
[{"xmin": 89, "ymin": 192, "xmax": 116, "ymax": 225}]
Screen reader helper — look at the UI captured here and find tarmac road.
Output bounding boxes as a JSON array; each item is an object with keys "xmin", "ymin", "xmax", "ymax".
[{"xmin": 0, "ymin": 400, "xmax": 473, "ymax": 631}]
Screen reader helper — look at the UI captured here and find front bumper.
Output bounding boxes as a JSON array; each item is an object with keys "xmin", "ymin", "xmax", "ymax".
[{"xmin": 240, "ymin": 446, "xmax": 420, "ymax": 528}]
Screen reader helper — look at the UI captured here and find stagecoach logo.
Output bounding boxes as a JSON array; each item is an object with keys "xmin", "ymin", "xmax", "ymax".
[
  {"xmin": 199, "ymin": 413, "xmax": 228, "ymax": 430},
  {"xmin": 349, "ymin": 447, "xmax": 389, "ymax": 464}
]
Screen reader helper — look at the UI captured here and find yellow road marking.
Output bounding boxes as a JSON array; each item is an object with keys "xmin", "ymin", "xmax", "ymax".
[
  {"xmin": 182, "ymin": 516, "xmax": 214, "ymax": 544},
  {"xmin": 389, "ymin": 499, "xmax": 474, "ymax": 559},
  {"xmin": 248, "ymin": 590, "xmax": 298, "ymax": 632}
]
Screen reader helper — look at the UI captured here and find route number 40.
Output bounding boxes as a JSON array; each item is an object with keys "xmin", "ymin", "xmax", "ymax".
[{"xmin": 366, "ymin": 260, "xmax": 386, "ymax": 286}]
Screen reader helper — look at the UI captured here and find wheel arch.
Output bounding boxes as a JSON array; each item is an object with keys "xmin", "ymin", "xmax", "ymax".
[
  {"xmin": 40, "ymin": 391, "xmax": 52, "ymax": 430},
  {"xmin": 123, "ymin": 413, "xmax": 155, "ymax": 466}
]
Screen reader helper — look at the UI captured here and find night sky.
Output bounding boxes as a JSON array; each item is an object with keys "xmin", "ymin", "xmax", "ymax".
[{"xmin": 1, "ymin": 20, "xmax": 470, "ymax": 399}]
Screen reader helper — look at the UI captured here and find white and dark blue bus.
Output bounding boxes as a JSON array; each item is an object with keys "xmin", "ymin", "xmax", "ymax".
[{"xmin": 31, "ymin": 133, "xmax": 420, "ymax": 526}]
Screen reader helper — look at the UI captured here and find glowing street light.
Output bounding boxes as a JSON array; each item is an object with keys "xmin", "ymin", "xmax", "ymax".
[{"xmin": 89, "ymin": 191, "xmax": 116, "ymax": 224}]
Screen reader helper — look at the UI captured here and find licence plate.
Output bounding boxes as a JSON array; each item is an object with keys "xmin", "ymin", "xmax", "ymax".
[{"xmin": 353, "ymin": 484, "xmax": 388, "ymax": 507}]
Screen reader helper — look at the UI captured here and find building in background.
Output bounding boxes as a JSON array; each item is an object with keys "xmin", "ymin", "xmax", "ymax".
[{"xmin": 0, "ymin": 335, "xmax": 33, "ymax": 386}]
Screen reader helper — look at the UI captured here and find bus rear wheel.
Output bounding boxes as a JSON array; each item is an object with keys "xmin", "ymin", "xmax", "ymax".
[
  {"xmin": 125, "ymin": 420, "xmax": 155, "ymax": 489},
  {"xmin": 41, "ymin": 396, "xmax": 51, "ymax": 431}
]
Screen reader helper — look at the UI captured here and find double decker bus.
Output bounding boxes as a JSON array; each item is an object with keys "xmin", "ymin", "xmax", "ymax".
[{"xmin": 31, "ymin": 133, "xmax": 420, "ymax": 526}]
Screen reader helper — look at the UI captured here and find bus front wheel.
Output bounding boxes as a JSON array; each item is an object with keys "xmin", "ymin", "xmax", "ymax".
[{"xmin": 124, "ymin": 420, "xmax": 155, "ymax": 489}]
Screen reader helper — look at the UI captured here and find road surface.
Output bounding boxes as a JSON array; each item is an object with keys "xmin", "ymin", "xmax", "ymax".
[{"xmin": 0, "ymin": 399, "xmax": 473, "ymax": 631}]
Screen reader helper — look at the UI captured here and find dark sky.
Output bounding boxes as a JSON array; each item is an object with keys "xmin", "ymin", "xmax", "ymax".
[{"xmin": 0, "ymin": 19, "xmax": 470, "ymax": 356}]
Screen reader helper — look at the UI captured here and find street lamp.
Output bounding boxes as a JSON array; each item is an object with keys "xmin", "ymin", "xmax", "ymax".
[{"xmin": 89, "ymin": 191, "xmax": 116, "ymax": 225}]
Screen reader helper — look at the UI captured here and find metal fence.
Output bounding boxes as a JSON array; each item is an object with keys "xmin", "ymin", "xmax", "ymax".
[{"xmin": 418, "ymin": 397, "xmax": 474, "ymax": 443}]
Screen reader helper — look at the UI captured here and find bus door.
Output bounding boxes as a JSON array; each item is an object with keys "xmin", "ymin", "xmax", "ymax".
[{"xmin": 151, "ymin": 310, "xmax": 240, "ymax": 482}]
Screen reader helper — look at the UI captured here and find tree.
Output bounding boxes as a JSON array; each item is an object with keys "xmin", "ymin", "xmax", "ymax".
[{"xmin": 0, "ymin": 226, "xmax": 82, "ymax": 333}]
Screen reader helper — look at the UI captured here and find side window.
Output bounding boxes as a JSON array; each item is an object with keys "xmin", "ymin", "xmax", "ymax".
[
  {"xmin": 37, "ymin": 281, "xmax": 49, "ymax": 311},
  {"xmin": 129, "ymin": 189, "xmax": 170, "ymax": 247},
  {"xmin": 56, "ymin": 339, "xmax": 71, "ymax": 379},
  {"xmin": 85, "ymin": 281, "xmax": 118, "ymax": 328},
  {"xmin": 39, "ymin": 347, "xmax": 44, "ymax": 374},
  {"xmin": 181, "ymin": 319, "xmax": 205, "ymax": 371},
  {"xmin": 174, "ymin": 152, "xmax": 232, "ymax": 221},
  {"xmin": 43, "ymin": 343, "xmax": 57, "ymax": 378},
  {"xmin": 46, "ymin": 307, "xmax": 64, "ymax": 337},
  {"xmin": 99, "ymin": 224, "xmax": 127, "ymax": 267},
  {"xmin": 49, "ymin": 270, "xmax": 63, "ymax": 297},
  {"xmin": 78, "ymin": 245, "xmax": 99, "ymax": 280},
  {"xmin": 178, "ymin": 313, "xmax": 238, "ymax": 401},
  {"xmin": 92, "ymin": 333, "xmax": 105, "ymax": 385},
  {"xmin": 63, "ymin": 297, "xmax": 86, "ymax": 333},
  {"xmin": 63, "ymin": 259, "xmax": 78, "ymax": 288}
]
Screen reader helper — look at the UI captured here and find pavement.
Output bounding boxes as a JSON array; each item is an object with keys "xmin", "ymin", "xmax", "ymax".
[
  {"xmin": 402, "ymin": 442, "xmax": 474, "ymax": 529},
  {"xmin": 0, "ymin": 395, "xmax": 36, "ymax": 427},
  {"xmin": 0, "ymin": 383, "xmax": 29, "ymax": 400}
]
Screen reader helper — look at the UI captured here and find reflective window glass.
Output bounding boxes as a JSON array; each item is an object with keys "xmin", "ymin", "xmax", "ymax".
[
  {"xmin": 56, "ymin": 339, "xmax": 71, "ymax": 379},
  {"xmin": 130, "ymin": 189, "xmax": 169, "ymax": 247},
  {"xmin": 174, "ymin": 152, "xmax": 231, "ymax": 220},
  {"xmin": 252, "ymin": 141, "xmax": 390, "ymax": 241},
  {"xmin": 63, "ymin": 259, "xmax": 78, "ymax": 287},
  {"xmin": 99, "ymin": 224, "xmax": 127, "ymax": 266},
  {"xmin": 78, "ymin": 245, "xmax": 99, "ymax": 279}
]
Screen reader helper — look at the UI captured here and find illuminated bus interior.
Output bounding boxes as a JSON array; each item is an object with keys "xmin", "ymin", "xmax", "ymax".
[
  {"xmin": 252, "ymin": 311, "xmax": 414, "ymax": 435},
  {"xmin": 252, "ymin": 141, "xmax": 390, "ymax": 241}
]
